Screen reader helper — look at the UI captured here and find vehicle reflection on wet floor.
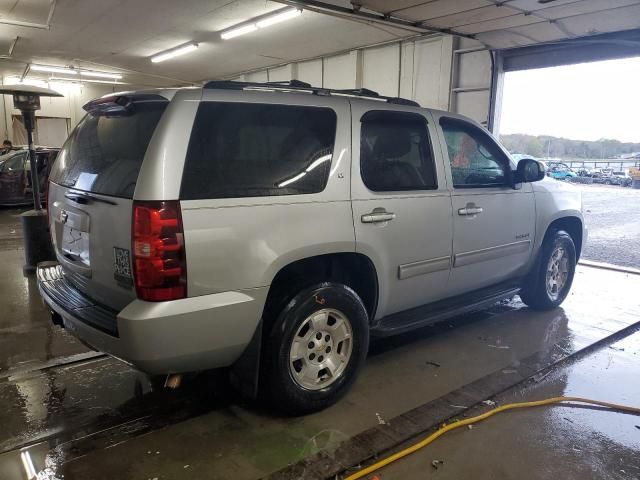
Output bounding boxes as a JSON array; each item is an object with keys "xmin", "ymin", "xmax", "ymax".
[{"xmin": 0, "ymin": 258, "xmax": 638, "ymax": 479}]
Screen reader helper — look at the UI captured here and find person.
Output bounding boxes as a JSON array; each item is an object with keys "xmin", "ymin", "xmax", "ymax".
[
  {"xmin": 451, "ymin": 133, "xmax": 475, "ymax": 169},
  {"xmin": 1, "ymin": 140, "xmax": 12, "ymax": 155}
]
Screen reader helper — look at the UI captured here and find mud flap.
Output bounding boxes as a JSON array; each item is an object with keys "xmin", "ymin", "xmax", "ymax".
[
  {"xmin": 51, "ymin": 310, "xmax": 64, "ymax": 327},
  {"xmin": 229, "ymin": 319, "xmax": 262, "ymax": 400}
]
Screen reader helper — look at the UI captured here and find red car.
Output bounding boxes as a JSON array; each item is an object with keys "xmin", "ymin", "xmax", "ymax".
[{"xmin": 0, "ymin": 147, "xmax": 59, "ymax": 206}]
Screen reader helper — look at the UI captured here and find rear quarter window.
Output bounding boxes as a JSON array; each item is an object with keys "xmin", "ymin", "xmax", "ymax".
[
  {"xmin": 180, "ymin": 102, "xmax": 337, "ymax": 199},
  {"xmin": 51, "ymin": 99, "xmax": 167, "ymax": 198}
]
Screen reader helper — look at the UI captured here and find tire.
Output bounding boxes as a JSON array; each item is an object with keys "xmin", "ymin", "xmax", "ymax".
[
  {"xmin": 262, "ymin": 282, "xmax": 369, "ymax": 415},
  {"xmin": 519, "ymin": 229, "xmax": 577, "ymax": 311}
]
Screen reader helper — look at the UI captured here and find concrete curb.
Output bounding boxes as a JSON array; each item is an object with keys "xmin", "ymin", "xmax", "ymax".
[{"xmin": 579, "ymin": 259, "xmax": 640, "ymax": 275}]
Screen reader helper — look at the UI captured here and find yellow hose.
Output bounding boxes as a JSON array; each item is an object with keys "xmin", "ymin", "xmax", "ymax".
[{"xmin": 344, "ymin": 396, "xmax": 640, "ymax": 480}]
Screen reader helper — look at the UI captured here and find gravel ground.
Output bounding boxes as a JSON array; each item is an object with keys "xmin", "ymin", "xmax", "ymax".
[{"xmin": 578, "ymin": 184, "xmax": 640, "ymax": 269}]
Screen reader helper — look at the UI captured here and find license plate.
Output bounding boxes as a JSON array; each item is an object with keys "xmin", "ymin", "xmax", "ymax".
[
  {"xmin": 113, "ymin": 247, "xmax": 133, "ymax": 287},
  {"xmin": 61, "ymin": 225, "xmax": 90, "ymax": 266}
]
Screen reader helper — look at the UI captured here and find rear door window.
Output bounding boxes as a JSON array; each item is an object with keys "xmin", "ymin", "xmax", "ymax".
[
  {"xmin": 360, "ymin": 110, "xmax": 437, "ymax": 192},
  {"xmin": 180, "ymin": 102, "xmax": 337, "ymax": 199},
  {"xmin": 51, "ymin": 98, "xmax": 167, "ymax": 198}
]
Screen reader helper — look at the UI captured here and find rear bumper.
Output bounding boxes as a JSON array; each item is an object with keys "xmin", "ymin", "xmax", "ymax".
[{"xmin": 37, "ymin": 263, "xmax": 269, "ymax": 374}]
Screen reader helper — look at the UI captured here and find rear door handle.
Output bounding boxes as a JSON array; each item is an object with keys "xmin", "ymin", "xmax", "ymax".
[
  {"xmin": 361, "ymin": 211, "xmax": 396, "ymax": 223},
  {"xmin": 458, "ymin": 206, "xmax": 483, "ymax": 216}
]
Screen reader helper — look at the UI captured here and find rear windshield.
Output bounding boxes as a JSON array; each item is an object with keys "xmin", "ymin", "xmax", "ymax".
[
  {"xmin": 51, "ymin": 99, "xmax": 167, "ymax": 198},
  {"xmin": 180, "ymin": 102, "xmax": 337, "ymax": 199}
]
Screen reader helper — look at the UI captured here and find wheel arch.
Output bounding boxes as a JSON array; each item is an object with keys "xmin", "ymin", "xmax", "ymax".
[
  {"xmin": 545, "ymin": 215, "xmax": 584, "ymax": 260},
  {"xmin": 261, "ymin": 252, "xmax": 379, "ymax": 334}
]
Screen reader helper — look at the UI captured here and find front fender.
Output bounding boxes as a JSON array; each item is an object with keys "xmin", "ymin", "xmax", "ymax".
[{"xmin": 532, "ymin": 179, "xmax": 585, "ymax": 255}]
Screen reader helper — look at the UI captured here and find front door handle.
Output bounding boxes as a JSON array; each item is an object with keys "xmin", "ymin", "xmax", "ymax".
[
  {"xmin": 361, "ymin": 211, "xmax": 396, "ymax": 223},
  {"xmin": 458, "ymin": 206, "xmax": 483, "ymax": 216}
]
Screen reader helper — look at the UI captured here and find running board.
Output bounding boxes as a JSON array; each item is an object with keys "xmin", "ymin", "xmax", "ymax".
[{"xmin": 371, "ymin": 284, "xmax": 521, "ymax": 337}]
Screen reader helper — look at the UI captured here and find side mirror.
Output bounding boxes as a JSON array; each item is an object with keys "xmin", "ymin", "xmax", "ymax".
[{"xmin": 515, "ymin": 159, "xmax": 545, "ymax": 184}]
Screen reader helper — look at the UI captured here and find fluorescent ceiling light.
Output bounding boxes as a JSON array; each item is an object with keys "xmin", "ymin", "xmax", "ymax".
[
  {"xmin": 221, "ymin": 23, "xmax": 257, "ymax": 40},
  {"xmin": 79, "ymin": 70, "xmax": 122, "ymax": 79},
  {"xmin": 30, "ymin": 64, "xmax": 77, "ymax": 75},
  {"xmin": 221, "ymin": 8, "xmax": 302, "ymax": 40},
  {"xmin": 151, "ymin": 42, "xmax": 198, "ymax": 63},
  {"xmin": 4, "ymin": 76, "xmax": 48, "ymax": 88},
  {"xmin": 256, "ymin": 8, "xmax": 301, "ymax": 28},
  {"xmin": 49, "ymin": 76, "xmax": 126, "ymax": 85},
  {"xmin": 30, "ymin": 64, "xmax": 123, "ymax": 80}
]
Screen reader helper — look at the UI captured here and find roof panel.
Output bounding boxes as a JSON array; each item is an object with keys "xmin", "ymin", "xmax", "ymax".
[
  {"xmin": 365, "ymin": 0, "xmax": 640, "ymax": 49},
  {"xmin": 455, "ymin": 12, "xmax": 540, "ymax": 34},
  {"xmin": 558, "ymin": 3, "xmax": 640, "ymax": 37},
  {"xmin": 535, "ymin": 0, "xmax": 639, "ymax": 20},
  {"xmin": 361, "ymin": 0, "xmax": 438, "ymax": 14},
  {"xmin": 0, "ymin": 0, "xmax": 51, "ymax": 24},
  {"xmin": 476, "ymin": 20, "xmax": 569, "ymax": 48},
  {"xmin": 424, "ymin": 5, "xmax": 522, "ymax": 29},
  {"xmin": 390, "ymin": 0, "xmax": 494, "ymax": 22},
  {"xmin": 504, "ymin": 0, "xmax": 588, "ymax": 12}
]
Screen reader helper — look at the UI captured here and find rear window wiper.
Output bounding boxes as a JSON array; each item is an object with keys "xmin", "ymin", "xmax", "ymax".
[{"xmin": 65, "ymin": 191, "xmax": 117, "ymax": 205}]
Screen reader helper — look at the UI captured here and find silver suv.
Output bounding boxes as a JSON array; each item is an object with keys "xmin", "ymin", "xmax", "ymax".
[{"xmin": 38, "ymin": 81, "xmax": 586, "ymax": 414}]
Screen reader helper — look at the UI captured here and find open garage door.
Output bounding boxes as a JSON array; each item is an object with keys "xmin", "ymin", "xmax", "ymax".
[
  {"xmin": 496, "ymin": 32, "xmax": 640, "ymax": 271},
  {"xmin": 278, "ymin": 2, "xmax": 640, "ymax": 130}
]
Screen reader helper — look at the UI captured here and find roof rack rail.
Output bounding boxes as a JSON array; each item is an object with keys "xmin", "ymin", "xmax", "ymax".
[{"xmin": 203, "ymin": 80, "xmax": 420, "ymax": 107}]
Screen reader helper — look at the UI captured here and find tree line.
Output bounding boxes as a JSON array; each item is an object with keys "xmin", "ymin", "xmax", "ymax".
[{"xmin": 499, "ymin": 134, "xmax": 640, "ymax": 159}]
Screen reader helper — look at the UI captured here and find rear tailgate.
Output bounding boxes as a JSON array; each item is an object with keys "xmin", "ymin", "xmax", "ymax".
[{"xmin": 48, "ymin": 93, "xmax": 169, "ymax": 311}]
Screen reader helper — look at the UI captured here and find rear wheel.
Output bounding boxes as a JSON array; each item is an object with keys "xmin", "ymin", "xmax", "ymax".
[
  {"xmin": 520, "ymin": 229, "xmax": 576, "ymax": 311},
  {"xmin": 262, "ymin": 283, "xmax": 369, "ymax": 415}
]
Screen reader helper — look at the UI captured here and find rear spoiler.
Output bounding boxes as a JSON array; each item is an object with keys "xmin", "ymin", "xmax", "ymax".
[{"xmin": 83, "ymin": 94, "xmax": 168, "ymax": 116}]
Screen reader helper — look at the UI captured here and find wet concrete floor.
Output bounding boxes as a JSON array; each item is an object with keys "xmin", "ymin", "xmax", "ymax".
[
  {"xmin": 0, "ymin": 208, "xmax": 639, "ymax": 479},
  {"xmin": 373, "ymin": 332, "xmax": 640, "ymax": 480}
]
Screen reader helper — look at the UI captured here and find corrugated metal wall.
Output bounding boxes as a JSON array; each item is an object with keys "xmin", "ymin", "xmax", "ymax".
[
  {"xmin": 237, "ymin": 35, "xmax": 476, "ymax": 112},
  {"xmin": 234, "ymin": 34, "xmax": 494, "ymax": 127}
]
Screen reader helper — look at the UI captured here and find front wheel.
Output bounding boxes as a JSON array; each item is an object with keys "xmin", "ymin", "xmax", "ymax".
[
  {"xmin": 262, "ymin": 283, "xmax": 369, "ymax": 415},
  {"xmin": 519, "ymin": 230, "xmax": 577, "ymax": 311}
]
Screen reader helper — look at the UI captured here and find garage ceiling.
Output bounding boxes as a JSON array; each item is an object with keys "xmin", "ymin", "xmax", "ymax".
[
  {"xmin": 0, "ymin": 0, "xmax": 409, "ymax": 87},
  {"xmin": 358, "ymin": 0, "xmax": 640, "ymax": 49},
  {"xmin": 0, "ymin": 0, "xmax": 639, "ymax": 87}
]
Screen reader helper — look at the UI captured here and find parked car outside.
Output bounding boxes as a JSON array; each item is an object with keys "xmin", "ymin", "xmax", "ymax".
[
  {"xmin": 575, "ymin": 167, "xmax": 593, "ymax": 177},
  {"xmin": 612, "ymin": 170, "xmax": 632, "ymax": 187},
  {"xmin": 0, "ymin": 147, "xmax": 59, "ymax": 206},
  {"xmin": 592, "ymin": 175, "xmax": 619, "ymax": 185},
  {"xmin": 547, "ymin": 162, "xmax": 577, "ymax": 180},
  {"xmin": 37, "ymin": 82, "xmax": 586, "ymax": 414},
  {"xmin": 590, "ymin": 168, "xmax": 626, "ymax": 186},
  {"xmin": 592, "ymin": 167, "xmax": 614, "ymax": 178}
]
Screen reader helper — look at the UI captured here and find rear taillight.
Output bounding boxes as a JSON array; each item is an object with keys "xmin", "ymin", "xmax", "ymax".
[{"xmin": 132, "ymin": 201, "xmax": 187, "ymax": 302}]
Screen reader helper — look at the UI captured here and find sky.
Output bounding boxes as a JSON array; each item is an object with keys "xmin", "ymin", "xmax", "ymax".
[{"xmin": 499, "ymin": 56, "xmax": 640, "ymax": 143}]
